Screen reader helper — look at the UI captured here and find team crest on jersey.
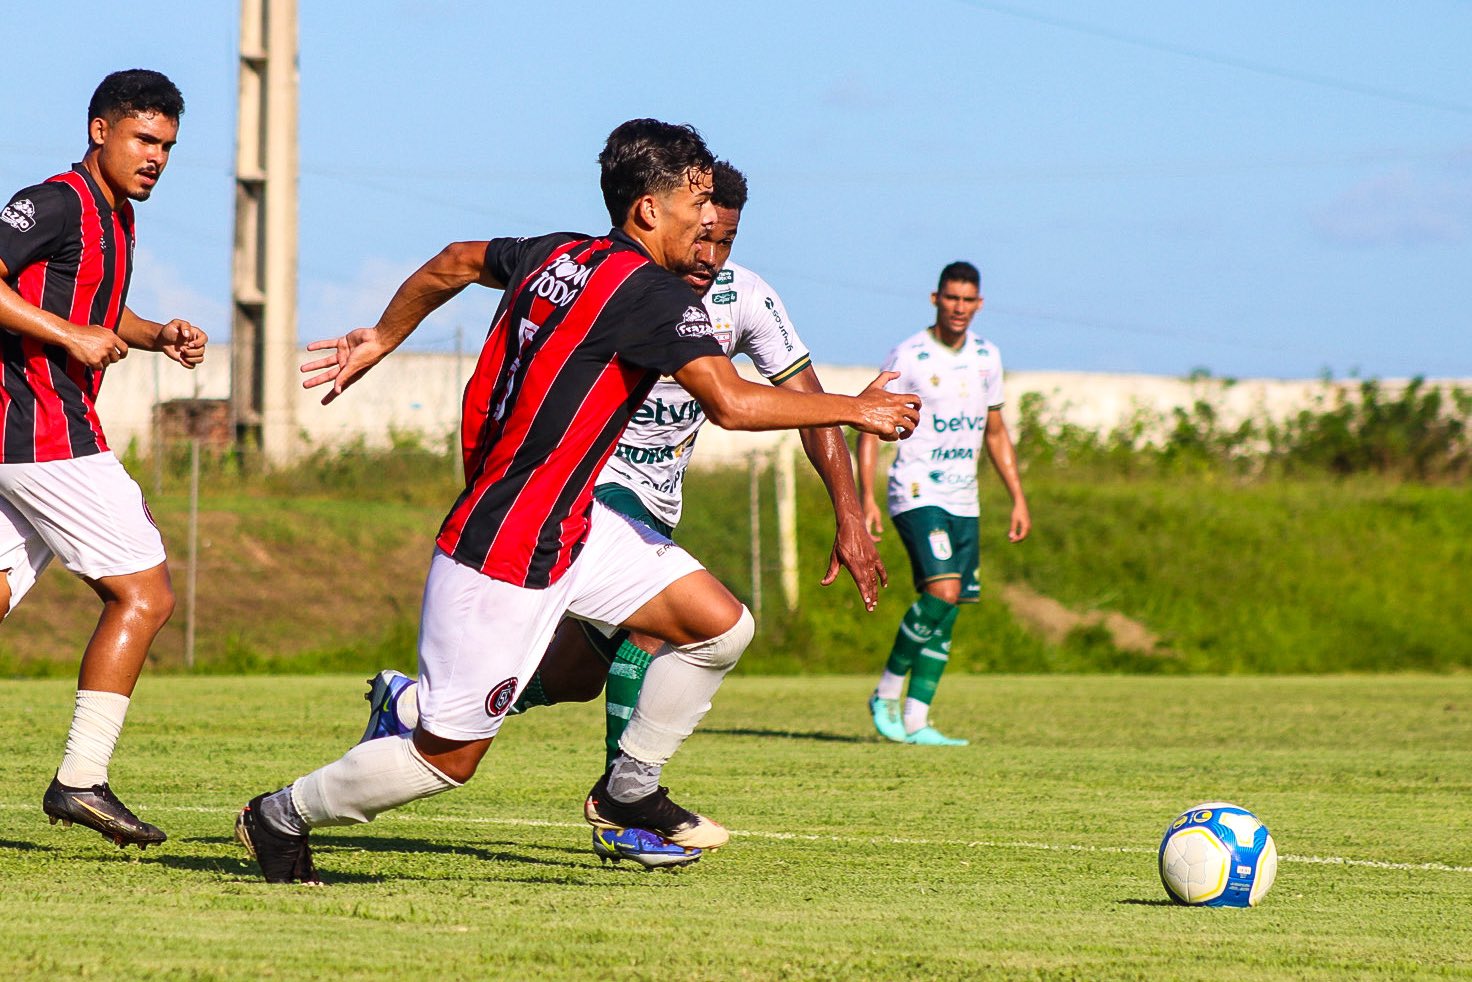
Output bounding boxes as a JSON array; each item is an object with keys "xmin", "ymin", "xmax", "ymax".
[
  {"xmin": 928, "ymin": 529, "xmax": 953, "ymax": 560},
  {"xmin": 1, "ymin": 199, "xmax": 35, "ymax": 232},
  {"xmin": 676, "ymin": 305, "xmax": 714, "ymax": 337},
  {"xmin": 484, "ymin": 678, "xmax": 519, "ymax": 717}
]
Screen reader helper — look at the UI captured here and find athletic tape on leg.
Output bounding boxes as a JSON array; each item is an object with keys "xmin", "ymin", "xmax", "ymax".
[
  {"xmin": 291, "ymin": 733, "xmax": 460, "ymax": 828},
  {"xmin": 618, "ymin": 606, "xmax": 754, "ymax": 766}
]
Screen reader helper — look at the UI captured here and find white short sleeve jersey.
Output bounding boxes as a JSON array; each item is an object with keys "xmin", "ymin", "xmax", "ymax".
[
  {"xmin": 882, "ymin": 328, "xmax": 1005, "ymax": 519},
  {"xmin": 596, "ymin": 262, "xmax": 812, "ymax": 528}
]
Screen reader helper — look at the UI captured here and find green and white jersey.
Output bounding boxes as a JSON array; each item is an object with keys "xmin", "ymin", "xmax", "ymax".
[
  {"xmin": 882, "ymin": 328, "xmax": 1005, "ymax": 519},
  {"xmin": 597, "ymin": 261, "xmax": 812, "ymax": 528}
]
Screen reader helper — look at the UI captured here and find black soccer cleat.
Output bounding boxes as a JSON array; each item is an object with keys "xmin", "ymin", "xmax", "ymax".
[
  {"xmin": 235, "ymin": 793, "xmax": 321, "ymax": 885},
  {"xmin": 43, "ymin": 775, "xmax": 167, "ymax": 849},
  {"xmin": 584, "ymin": 769, "xmax": 728, "ymax": 850}
]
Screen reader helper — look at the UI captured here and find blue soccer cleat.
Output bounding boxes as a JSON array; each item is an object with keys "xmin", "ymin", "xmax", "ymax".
[
  {"xmin": 359, "ymin": 669, "xmax": 415, "ymax": 743},
  {"xmin": 592, "ymin": 827, "xmax": 702, "ymax": 871}
]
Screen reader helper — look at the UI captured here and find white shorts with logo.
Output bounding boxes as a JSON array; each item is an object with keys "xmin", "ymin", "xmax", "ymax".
[
  {"xmin": 0, "ymin": 452, "xmax": 168, "ymax": 613},
  {"xmin": 417, "ymin": 499, "xmax": 704, "ymax": 741}
]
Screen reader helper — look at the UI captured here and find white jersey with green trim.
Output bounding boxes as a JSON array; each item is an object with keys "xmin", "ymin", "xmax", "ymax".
[
  {"xmin": 597, "ymin": 261, "xmax": 812, "ymax": 528},
  {"xmin": 882, "ymin": 328, "xmax": 1005, "ymax": 519}
]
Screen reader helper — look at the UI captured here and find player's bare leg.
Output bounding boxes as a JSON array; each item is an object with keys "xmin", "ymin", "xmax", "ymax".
[{"xmin": 44, "ymin": 563, "xmax": 175, "ymax": 848}]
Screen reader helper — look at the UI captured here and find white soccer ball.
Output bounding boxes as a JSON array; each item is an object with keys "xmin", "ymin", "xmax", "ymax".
[{"xmin": 1158, "ymin": 801, "xmax": 1277, "ymax": 907}]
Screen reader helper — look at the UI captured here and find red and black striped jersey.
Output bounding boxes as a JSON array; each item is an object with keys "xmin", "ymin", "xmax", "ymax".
[
  {"xmin": 0, "ymin": 165, "xmax": 134, "ymax": 462},
  {"xmin": 436, "ymin": 229, "xmax": 722, "ymax": 588}
]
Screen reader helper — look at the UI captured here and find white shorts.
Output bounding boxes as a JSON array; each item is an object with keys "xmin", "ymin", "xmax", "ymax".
[
  {"xmin": 416, "ymin": 499, "xmax": 704, "ymax": 740},
  {"xmin": 0, "ymin": 452, "xmax": 167, "ymax": 612}
]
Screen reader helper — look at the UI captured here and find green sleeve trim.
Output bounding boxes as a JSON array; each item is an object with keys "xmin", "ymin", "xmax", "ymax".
[{"xmin": 767, "ymin": 355, "xmax": 813, "ymax": 386}]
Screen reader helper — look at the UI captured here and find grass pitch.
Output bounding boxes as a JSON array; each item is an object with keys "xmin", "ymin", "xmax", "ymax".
[{"xmin": 0, "ymin": 674, "xmax": 1468, "ymax": 980}]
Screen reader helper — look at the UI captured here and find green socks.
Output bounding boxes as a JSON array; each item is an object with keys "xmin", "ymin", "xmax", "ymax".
[
  {"xmin": 905, "ymin": 602, "xmax": 958, "ymax": 706},
  {"xmin": 604, "ymin": 639, "xmax": 654, "ymax": 768},
  {"xmin": 884, "ymin": 592, "xmax": 956, "ymax": 678}
]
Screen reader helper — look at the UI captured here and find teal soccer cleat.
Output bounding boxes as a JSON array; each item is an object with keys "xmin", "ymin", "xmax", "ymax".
[
  {"xmin": 359, "ymin": 669, "xmax": 415, "ymax": 743},
  {"xmin": 869, "ymin": 694, "xmax": 906, "ymax": 742},
  {"xmin": 904, "ymin": 725, "xmax": 969, "ymax": 747}
]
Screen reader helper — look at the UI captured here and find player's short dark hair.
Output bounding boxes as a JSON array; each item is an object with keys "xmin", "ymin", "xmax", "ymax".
[
  {"xmin": 938, "ymin": 260, "xmax": 981, "ymax": 292},
  {"xmin": 599, "ymin": 119, "xmax": 715, "ymax": 225},
  {"xmin": 88, "ymin": 69, "xmax": 185, "ymax": 125},
  {"xmin": 711, "ymin": 160, "xmax": 748, "ymax": 211}
]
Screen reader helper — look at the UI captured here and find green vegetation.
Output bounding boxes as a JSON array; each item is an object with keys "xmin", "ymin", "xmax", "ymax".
[{"xmin": 0, "ymin": 674, "xmax": 1468, "ymax": 980}]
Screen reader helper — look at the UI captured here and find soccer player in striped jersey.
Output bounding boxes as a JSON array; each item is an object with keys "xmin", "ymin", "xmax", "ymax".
[
  {"xmin": 355, "ymin": 159, "xmax": 885, "ymax": 868},
  {"xmin": 235, "ymin": 120, "xmax": 919, "ymax": 883},
  {"xmin": 857, "ymin": 262, "xmax": 1030, "ymax": 746},
  {"xmin": 0, "ymin": 70, "xmax": 207, "ymax": 848}
]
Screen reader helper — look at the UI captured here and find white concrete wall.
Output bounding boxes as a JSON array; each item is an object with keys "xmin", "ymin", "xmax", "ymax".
[{"xmin": 97, "ymin": 343, "xmax": 1468, "ymax": 464}]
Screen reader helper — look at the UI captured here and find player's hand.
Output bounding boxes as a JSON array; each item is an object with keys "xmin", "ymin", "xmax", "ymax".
[
  {"xmin": 851, "ymin": 371, "xmax": 920, "ymax": 441},
  {"xmin": 862, "ymin": 498, "xmax": 885, "ymax": 542},
  {"xmin": 159, "ymin": 319, "xmax": 207, "ymax": 369},
  {"xmin": 65, "ymin": 323, "xmax": 127, "ymax": 370},
  {"xmin": 301, "ymin": 328, "xmax": 392, "ymax": 404},
  {"xmin": 1008, "ymin": 500, "xmax": 1032, "ymax": 542},
  {"xmin": 822, "ymin": 515, "xmax": 888, "ymax": 611}
]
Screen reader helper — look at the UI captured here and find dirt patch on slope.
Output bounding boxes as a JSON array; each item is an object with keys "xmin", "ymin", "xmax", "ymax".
[{"xmin": 1001, "ymin": 582, "xmax": 1174, "ymax": 658}]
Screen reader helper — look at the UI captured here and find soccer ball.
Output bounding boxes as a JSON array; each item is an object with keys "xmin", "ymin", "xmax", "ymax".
[{"xmin": 1158, "ymin": 801, "xmax": 1277, "ymax": 907}]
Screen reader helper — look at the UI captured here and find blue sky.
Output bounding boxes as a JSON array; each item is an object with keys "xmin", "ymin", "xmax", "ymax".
[{"xmin": 3, "ymin": 1, "xmax": 1469, "ymax": 380}]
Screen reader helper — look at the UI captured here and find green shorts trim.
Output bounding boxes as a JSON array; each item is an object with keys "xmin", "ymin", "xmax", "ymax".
[
  {"xmin": 593, "ymin": 483, "xmax": 675, "ymax": 538},
  {"xmin": 892, "ymin": 505, "xmax": 980, "ymax": 603}
]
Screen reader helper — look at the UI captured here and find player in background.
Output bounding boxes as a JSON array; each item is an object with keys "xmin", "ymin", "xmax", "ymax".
[
  {"xmin": 356, "ymin": 160, "xmax": 886, "ymax": 868},
  {"xmin": 235, "ymin": 119, "xmax": 919, "ymax": 883},
  {"xmin": 0, "ymin": 70, "xmax": 207, "ymax": 847},
  {"xmin": 856, "ymin": 261, "xmax": 1029, "ymax": 746}
]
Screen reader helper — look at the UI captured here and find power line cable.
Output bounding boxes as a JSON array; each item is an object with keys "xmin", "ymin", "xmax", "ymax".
[{"xmin": 949, "ymin": 0, "xmax": 1472, "ymax": 116}]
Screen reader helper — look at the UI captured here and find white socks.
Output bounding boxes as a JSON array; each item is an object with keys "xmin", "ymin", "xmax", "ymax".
[
  {"xmin": 618, "ymin": 607, "xmax": 754, "ymax": 767},
  {"xmin": 288, "ymin": 733, "xmax": 459, "ymax": 829},
  {"xmin": 57, "ymin": 690, "xmax": 130, "ymax": 788},
  {"xmin": 875, "ymin": 670, "xmax": 906, "ymax": 701},
  {"xmin": 903, "ymin": 697, "xmax": 930, "ymax": 734}
]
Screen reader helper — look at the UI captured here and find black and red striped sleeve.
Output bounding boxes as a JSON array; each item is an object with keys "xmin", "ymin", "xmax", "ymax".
[
  {"xmin": 483, "ymin": 233, "xmax": 579, "ymax": 289},
  {"xmin": 0, "ymin": 183, "xmax": 70, "ymax": 281},
  {"xmin": 609, "ymin": 268, "xmax": 723, "ymax": 376}
]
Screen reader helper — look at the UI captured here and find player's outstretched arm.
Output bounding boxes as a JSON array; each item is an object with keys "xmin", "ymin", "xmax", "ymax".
[
  {"xmin": 0, "ymin": 271, "xmax": 125, "ymax": 370},
  {"xmin": 778, "ymin": 366, "xmax": 888, "ymax": 610},
  {"xmin": 301, "ymin": 241, "xmax": 503, "ymax": 404},
  {"xmin": 854, "ymin": 430, "xmax": 885, "ymax": 542},
  {"xmin": 674, "ymin": 356, "xmax": 920, "ymax": 439},
  {"xmin": 118, "ymin": 307, "xmax": 207, "ymax": 368},
  {"xmin": 983, "ymin": 407, "xmax": 1031, "ymax": 542}
]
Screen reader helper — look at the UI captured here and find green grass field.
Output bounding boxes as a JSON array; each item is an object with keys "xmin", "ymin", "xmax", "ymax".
[{"xmin": 1, "ymin": 674, "xmax": 1468, "ymax": 980}]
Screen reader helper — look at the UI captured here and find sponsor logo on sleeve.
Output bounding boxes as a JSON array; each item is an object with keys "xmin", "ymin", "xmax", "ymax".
[
  {"xmin": 676, "ymin": 305, "xmax": 715, "ymax": 338},
  {"xmin": 762, "ymin": 296, "xmax": 794, "ymax": 351},
  {"xmin": 1, "ymin": 199, "xmax": 36, "ymax": 232}
]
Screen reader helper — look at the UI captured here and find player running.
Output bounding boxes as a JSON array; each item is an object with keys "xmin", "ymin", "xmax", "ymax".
[
  {"xmin": 0, "ymin": 70, "xmax": 206, "ymax": 848},
  {"xmin": 857, "ymin": 261, "xmax": 1030, "ymax": 746},
  {"xmin": 235, "ymin": 119, "xmax": 919, "ymax": 883},
  {"xmin": 355, "ymin": 159, "xmax": 885, "ymax": 869}
]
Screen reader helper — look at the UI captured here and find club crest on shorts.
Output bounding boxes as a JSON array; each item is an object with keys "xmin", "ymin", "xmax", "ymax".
[
  {"xmin": 928, "ymin": 528, "xmax": 953, "ymax": 561},
  {"xmin": 484, "ymin": 678, "xmax": 518, "ymax": 717}
]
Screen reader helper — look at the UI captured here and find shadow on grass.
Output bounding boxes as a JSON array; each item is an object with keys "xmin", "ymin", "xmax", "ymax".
[
  {"xmin": 1117, "ymin": 898, "xmax": 1176, "ymax": 907},
  {"xmin": 0, "ymin": 839, "xmax": 59, "ymax": 853},
  {"xmin": 700, "ymin": 726, "xmax": 865, "ymax": 744}
]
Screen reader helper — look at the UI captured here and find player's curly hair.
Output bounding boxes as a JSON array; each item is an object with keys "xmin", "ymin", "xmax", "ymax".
[
  {"xmin": 711, "ymin": 160, "xmax": 748, "ymax": 211},
  {"xmin": 88, "ymin": 69, "xmax": 185, "ymax": 126},
  {"xmin": 599, "ymin": 119, "xmax": 715, "ymax": 225}
]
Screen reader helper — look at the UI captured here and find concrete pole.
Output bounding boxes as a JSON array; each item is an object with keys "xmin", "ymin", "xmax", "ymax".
[
  {"xmin": 231, "ymin": 0, "xmax": 300, "ymax": 464},
  {"xmin": 775, "ymin": 436, "xmax": 799, "ymax": 612}
]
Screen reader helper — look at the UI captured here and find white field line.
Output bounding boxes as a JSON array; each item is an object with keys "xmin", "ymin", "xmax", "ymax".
[{"xmin": 15, "ymin": 803, "xmax": 1463, "ymax": 875}]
